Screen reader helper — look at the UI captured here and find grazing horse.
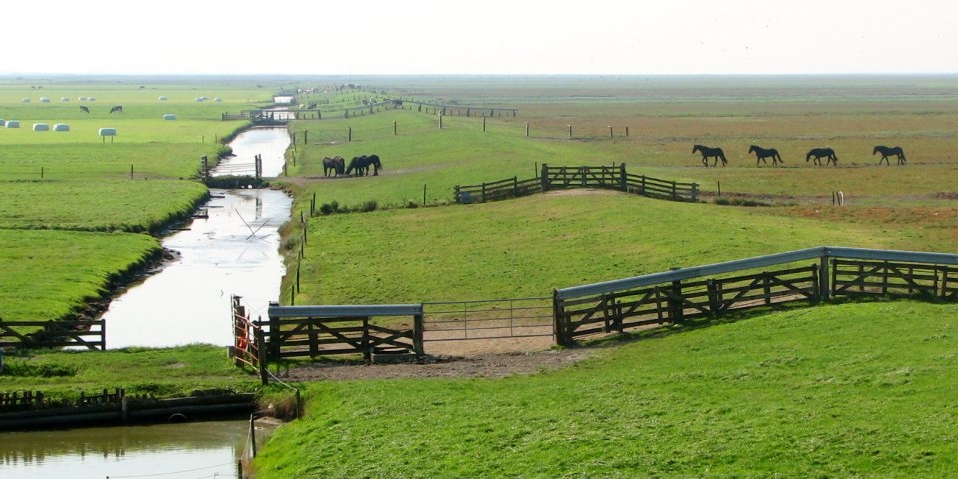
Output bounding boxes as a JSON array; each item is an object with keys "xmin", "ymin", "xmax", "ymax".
[
  {"xmin": 345, "ymin": 154, "xmax": 382, "ymax": 176},
  {"xmin": 873, "ymin": 145, "xmax": 906, "ymax": 165},
  {"xmin": 693, "ymin": 144, "xmax": 727, "ymax": 167},
  {"xmin": 748, "ymin": 145, "xmax": 783, "ymax": 166},
  {"xmin": 322, "ymin": 156, "xmax": 345, "ymax": 177},
  {"xmin": 79, "ymin": 105, "xmax": 90, "ymax": 113},
  {"xmin": 109, "ymin": 105, "xmax": 123, "ymax": 114},
  {"xmin": 806, "ymin": 148, "xmax": 838, "ymax": 166}
]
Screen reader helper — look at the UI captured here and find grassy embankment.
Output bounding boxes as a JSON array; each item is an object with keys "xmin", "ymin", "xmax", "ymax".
[{"xmin": 255, "ymin": 76, "xmax": 958, "ymax": 476}]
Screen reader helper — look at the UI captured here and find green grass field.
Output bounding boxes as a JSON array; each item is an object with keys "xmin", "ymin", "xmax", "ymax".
[
  {"xmin": 255, "ymin": 301, "xmax": 958, "ymax": 478},
  {"xmin": 4, "ymin": 75, "xmax": 958, "ymax": 476}
]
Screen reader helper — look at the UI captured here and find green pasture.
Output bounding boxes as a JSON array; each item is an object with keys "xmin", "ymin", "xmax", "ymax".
[
  {"xmin": 0, "ymin": 229, "xmax": 160, "ymax": 321},
  {"xmin": 292, "ymin": 192, "xmax": 893, "ymax": 305},
  {"xmin": 260, "ymin": 77, "xmax": 958, "ymax": 476},
  {"xmin": 3, "ymin": 75, "xmax": 958, "ymax": 476},
  {"xmin": 0, "ymin": 78, "xmax": 282, "ymax": 324},
  {"xmin": 0, "ymin": 344, "xmax": 258, "ymax": 400},
  {"xmin": 255, "ymin": 301, "xmax": 958, "ymax": 478}
]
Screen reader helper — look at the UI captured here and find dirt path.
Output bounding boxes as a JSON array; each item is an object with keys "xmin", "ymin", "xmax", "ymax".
[{"xmin": 282, "ymin": 338, "xmax": 594, "ymax": 381}]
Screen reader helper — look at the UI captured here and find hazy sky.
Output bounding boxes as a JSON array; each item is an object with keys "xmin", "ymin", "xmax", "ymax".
[{"xmin": 4, "ymin": 0, "xmax": 955, "ymax": 76}]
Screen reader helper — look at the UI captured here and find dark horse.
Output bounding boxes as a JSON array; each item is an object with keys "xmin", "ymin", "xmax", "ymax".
[
  {"xmin": 109, "ymin": 105, "xmax": 123, "ymax": 114},
  {"xmin": 345, "ymin": 154, "xmax": 382, "ymax": 176},
  {"xmin": 873, "ymin": 145, "xmax": 906, "ymax": 165},
  {"xmin": 693, "ymin": 144, "xmax": 727, "ymax": 167},
  {"xmin": 79, "ymin": 105, "xmax": 90, "ymax": 113},
  {"xmin": 748, "ymin": 145, "xmax": 783, "ymax": 166},
  {"xmin": 322, "ymin": 156, "xmax": 345, "ymax": 177},
  {"xmin": 806, "ymin": 147, "xmax": 838, "ymax": 166}
]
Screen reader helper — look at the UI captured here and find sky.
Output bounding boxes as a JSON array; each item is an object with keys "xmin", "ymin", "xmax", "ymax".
[{"xmin": 4, "ymin": 0, "xmax": 956, "ymax": 76}]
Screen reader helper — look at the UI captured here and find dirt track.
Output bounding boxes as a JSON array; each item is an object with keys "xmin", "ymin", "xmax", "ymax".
[{"xmin": 282, "ymin": 337, "xmax": 594, "ymax": 381}]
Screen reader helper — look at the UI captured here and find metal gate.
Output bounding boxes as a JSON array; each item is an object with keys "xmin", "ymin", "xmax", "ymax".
[{"xmin": 422, "ymin": 297, "xmax": 554, "ymax": 342}]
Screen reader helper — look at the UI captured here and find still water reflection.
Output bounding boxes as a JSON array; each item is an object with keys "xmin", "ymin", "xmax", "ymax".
[
  {"xmin": 0, "ymin": 420, "xmax": 271, "ymax": 479},
  {"xmin": 103, "ymin": 187, "xmax": 292, "ymax": 348},
  {"xmin": 103, "ymin": 127, "xmax": 293, "ymax": 348}
]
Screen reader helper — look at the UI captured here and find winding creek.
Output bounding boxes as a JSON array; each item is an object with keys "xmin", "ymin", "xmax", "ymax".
[{"xmin": 1, "ymin": 127, "xmax": 293, "ymax": 478}]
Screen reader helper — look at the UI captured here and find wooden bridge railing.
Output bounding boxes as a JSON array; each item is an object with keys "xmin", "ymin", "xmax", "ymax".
[{"xmin": 554, "ymin": 247, "xmax": 958, "ymax": 346}]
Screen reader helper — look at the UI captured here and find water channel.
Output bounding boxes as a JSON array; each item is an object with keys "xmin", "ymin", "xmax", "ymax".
[{"xmin": 1, "ymin": 127, "xmax": 293, "ymax": 479}]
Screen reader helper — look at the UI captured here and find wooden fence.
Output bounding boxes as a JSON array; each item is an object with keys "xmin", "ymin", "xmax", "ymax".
[
  {"xmin": 0, "ymin": 319, "xmax": 105, "ymax": 350},
  {"xmin": 1, "ymin": 388, "xmax": 123, "ymax": 412},
  {"xmin": 454, "ymin": 164, "xmax": 699, "ymax": 204},
  {"xmin": 230, "ymin": 296, "xmax": 266, "ymax": 384},
  {"xmin": 553, "ymin": 247, "xmax": 958, "ymax": 345},
  {"xmin": 258, "ymin": 304, "xmax": 424, "ymax": 362}
]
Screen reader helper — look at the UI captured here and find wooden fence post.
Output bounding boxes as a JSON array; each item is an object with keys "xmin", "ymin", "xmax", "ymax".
[
  {"xmin": 413, "ymin": 309, "xmax": 424, "ymax": 357},
  {"xmin": 255, "ymin": 327, "xmax": 268, "ymax": 385},
  {"xmin": 707, "ymin": 279, "xmax": 721, "ymax": 316},
  {"xmin": 821, "ymin": 255, "xmax": 832, "ymax": 302},
  {"xmin": 669, "ymin": 267, "xmax": 684, "ymax": 323},
  {"xmin": 540, "ymin": 164, "xmax": 550, "ymax": 192},
  {"xmin": 618, "ymin": 163, "xmax": 627, "ymax": 192},
  {"xmin": 552, "ymin": 289, "xmax": 568, "ymax": 346}
]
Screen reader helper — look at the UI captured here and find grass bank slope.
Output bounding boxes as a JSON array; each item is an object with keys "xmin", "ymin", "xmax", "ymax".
[
  {"xmin": 294, "ymin": 192, "xmax": 897, "ymax": 305},
  {"xmin": 255, "ymin": 300, "xmax": 958, "ymax": 478}
]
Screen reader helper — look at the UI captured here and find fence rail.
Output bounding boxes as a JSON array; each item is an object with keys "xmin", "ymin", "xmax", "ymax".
[
  {"xmin": 423, "ymin": 298, "xmax": 553, "ymax": 342},
  {"xmin": 554, "ymin": 247, "xmax": 958, "ymax": 345},
  {"xmin": 258, "ymin": 304, "xmax": 424, "ymax": 362},
  {"xmin": 0, "ymin": 319, "xmax": 105, "ymax": 350},
  {"xmin": 454, "ymin": 164, "xmax": 699, "ymax": 204}
]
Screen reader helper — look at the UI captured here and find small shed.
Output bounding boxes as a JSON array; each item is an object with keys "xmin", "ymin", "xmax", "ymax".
[
  {"xmin": 6, "ymin": 121, "xmax": 19, "ymax": 128},
  {"xmin": 33, "ymin": 123, "xmax": 49, "ymax": 131},
  {"xmin": 98, "ymin": 127, "xmax": 117, "ymax": 136},
  {"xmin": 162, "ymin": 114, "xmax": 176, "ymax": 120},
  {"xmin": 53, "ymin": 123, "xmax": 70, "ymax": 132}
]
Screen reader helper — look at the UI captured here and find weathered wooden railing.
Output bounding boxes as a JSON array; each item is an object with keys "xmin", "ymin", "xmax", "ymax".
[
  {"xmin": 0, "ymin": 319, "xmax": 105, "ymax": 350},
  {"xmin": 553, "ymin": 247, "xmax": 958, "ymax": 346},
  {"xmin": 1, "ymin": 388, "xmax": 124, "ymax": 412},
  {"xmin": 258, "ymin": 304, "xmax": 424, "ymax": 362},
  {"xmin": 230, "ymin": 296, "xmax": 265, "ymax": 381},
  {"xmin": 454, "ymin": 164, "xmax": 699, "ymax": 204}
]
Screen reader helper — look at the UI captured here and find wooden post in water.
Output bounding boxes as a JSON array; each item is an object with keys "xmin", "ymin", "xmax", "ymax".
[{"xmin": 249, "ymin": 414, "xmax": 257, "ymax": 458}]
